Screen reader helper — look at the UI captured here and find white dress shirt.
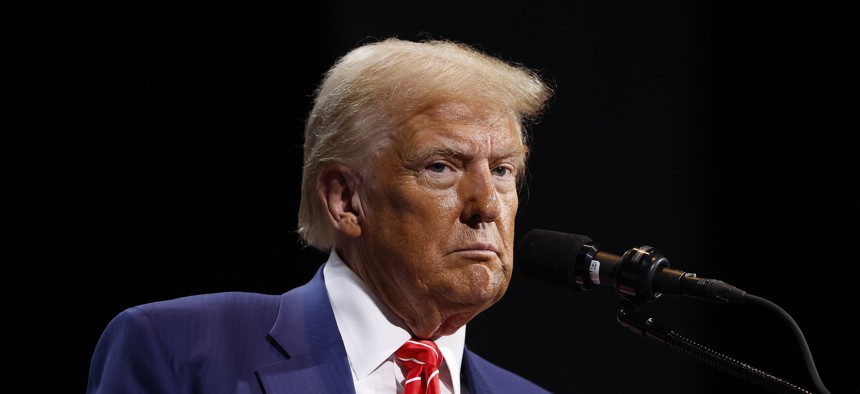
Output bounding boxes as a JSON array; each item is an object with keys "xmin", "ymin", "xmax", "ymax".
[{"xmin": 323, "ymin": 250, "xmax": 465, "ymax": 394}]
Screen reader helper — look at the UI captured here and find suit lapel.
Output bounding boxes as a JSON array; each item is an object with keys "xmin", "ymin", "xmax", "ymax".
[
  {"xmin": 462, "ymin": 349, "xmax": 499, "ymax": 394},
  {"xmin": 255, "ymin": 343, "xmax": 354, "ymax": 394},
  {"xmin": 256, "ymin": 266, "xmax": 355, "ymax": 394}
]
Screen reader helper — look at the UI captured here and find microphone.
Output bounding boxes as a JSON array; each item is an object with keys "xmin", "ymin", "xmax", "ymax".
[{"xmin": 517, "ymin": 229, "xmax": 746, "ymax": 303}]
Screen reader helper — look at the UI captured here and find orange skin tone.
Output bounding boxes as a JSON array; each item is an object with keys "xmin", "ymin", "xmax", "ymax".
[{"xmin": 321, "ymin": 100, "xmax": 526, "ymax": 340}]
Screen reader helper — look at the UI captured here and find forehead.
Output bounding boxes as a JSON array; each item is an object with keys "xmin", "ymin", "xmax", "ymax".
[{"xmin": 395, "ymin": 101, "xmax": 525, "ymax": 154}]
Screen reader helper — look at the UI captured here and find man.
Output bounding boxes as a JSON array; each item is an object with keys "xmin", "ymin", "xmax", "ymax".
[{"xmin": 87, "ymin": 37, "xmax": 553, "ymax": 393}]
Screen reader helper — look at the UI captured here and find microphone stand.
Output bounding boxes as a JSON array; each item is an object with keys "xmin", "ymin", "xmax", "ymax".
[
  {"xmin": 616, "ymin": 300, "xmax": 812, "ymax": 393},
  {"xmin": 517, "ymin": 230, "xmax": 831, "ymax": 392}
]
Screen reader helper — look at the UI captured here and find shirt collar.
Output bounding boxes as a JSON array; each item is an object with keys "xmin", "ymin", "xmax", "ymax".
[{"xmin": 323, "ymin": 250, "xmax": 465, "ymax": 386}]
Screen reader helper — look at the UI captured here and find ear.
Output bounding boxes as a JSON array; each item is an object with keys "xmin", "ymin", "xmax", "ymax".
[{"xmin": 318, "ymin": 164, "xmax": 363, "ymax": 238}]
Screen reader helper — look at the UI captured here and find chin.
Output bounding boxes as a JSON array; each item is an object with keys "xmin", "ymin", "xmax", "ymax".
[
  {"xmin": 463, "ymin": 260, "xmax": 508, "ymax": 293},
  {"xmin": 472, "ymin": 284, "xmax": 507, "ymax": 305}
]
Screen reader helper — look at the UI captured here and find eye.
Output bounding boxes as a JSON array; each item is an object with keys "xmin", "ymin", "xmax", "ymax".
[
  {"xmin": 428, "ymin": 163, "xmax": 448, "ymax": 173},
  {"xmin": 422, "ymin": 161, "xmax": 458, "ymax": 187},
  {"xmin": 492, "ymin": 166, "xmax": 513, "ymax": 177}
]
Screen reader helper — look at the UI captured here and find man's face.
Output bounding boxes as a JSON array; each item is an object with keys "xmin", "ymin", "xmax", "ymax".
[{"xmin": 352, "ymin": 100, "xmax": 525, "ymax": 339}]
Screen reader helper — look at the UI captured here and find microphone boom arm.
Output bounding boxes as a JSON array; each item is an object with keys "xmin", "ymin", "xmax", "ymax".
[{"xmin": 617, "ymin": 301, "xmax": 815, "ymax": 393}]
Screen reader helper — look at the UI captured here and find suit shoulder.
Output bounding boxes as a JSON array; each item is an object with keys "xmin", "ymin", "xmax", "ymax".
[
  {"xmin": 90, "ymin": 292, "xmax": 288, "ymax": 393},
  {"xmin": 118, "ymin": 292, "xmax": 281, "ymax": 335},
  {"xmin": 133, "ymin": 291, "xmax": 280, "ymax": 315}
]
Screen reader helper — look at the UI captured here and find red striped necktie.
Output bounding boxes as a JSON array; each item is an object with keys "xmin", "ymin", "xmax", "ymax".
[{"xmin": 395, "ymin": 338, "xmax": 444, "ymax": 394}]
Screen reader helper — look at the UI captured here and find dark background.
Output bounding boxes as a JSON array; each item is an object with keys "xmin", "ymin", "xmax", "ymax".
[{"xmin": 12, "ymin": 1, "xmax": 855, "ymax": 393}]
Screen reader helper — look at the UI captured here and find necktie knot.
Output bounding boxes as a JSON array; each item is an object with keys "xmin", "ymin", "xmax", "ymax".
[{"xmin": 395, "ymin": 339, "xmax": 444, "ymax": 394}]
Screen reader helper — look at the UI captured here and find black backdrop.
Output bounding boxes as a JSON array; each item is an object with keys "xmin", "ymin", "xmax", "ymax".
[{"xmin": 13, "ymin": 1, "xmax": 855, "ymax": 393}]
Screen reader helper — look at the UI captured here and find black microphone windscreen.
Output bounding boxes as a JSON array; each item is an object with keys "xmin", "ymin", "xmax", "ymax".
[{"xmin": 517, "ymin": 229, "xmax": 592, "ymax": 290}]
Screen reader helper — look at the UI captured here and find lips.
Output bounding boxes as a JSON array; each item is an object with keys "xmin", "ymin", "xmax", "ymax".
[
  {"xmin": 449, "ymin": 242, "xmax": 500, "ymax": 258},
  {"xmin": 456, "ymin": 242, "xmax": 497, "ymax": 252}
]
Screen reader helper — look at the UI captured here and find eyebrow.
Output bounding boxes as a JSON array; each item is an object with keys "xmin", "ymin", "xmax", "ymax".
[{"xmin": 403, "ymin": 140, "xmax": 528, "ymax": 168}]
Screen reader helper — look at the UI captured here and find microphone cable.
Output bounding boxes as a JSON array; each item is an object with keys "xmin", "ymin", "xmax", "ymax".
[{"xmin": 745, "ymin": 294, "xmax": 830, "ymax": 394}]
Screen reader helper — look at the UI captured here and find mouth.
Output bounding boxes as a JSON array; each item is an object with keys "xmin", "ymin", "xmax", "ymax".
[{"xmin": 450, "ymin": 242, "xmax": 499, "ymax": 259}]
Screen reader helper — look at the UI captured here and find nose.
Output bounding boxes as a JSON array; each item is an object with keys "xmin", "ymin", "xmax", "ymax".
[{"xmin": 459, "ymin": 168, "xmax": 501, "ymax": 226}]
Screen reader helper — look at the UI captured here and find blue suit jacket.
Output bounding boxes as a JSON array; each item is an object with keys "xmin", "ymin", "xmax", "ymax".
[{"xmin": 87, "ymin": 266, "xmax": 550, "ymax": 393}]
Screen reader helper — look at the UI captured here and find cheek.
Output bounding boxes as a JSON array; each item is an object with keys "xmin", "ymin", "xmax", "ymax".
[
  {"xmin": 503, "ymin": 192, "xmax": 519, "ymax": 217},
  {"xmin": 497, "ymin": 194, "xmax": 519, "ymax": 237},
  {"xmin": 399, "ymin": 190, "xmax": 462, "ymax": 239},
  {"xmin": 419, "ymin": 187, "xmax": 462, "ymax": 217}
]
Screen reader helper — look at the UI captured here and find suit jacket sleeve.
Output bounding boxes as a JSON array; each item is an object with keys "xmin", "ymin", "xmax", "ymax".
[{"xmin": 87, "ymin": 307, "xmax": 178, "ymax": 394}]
